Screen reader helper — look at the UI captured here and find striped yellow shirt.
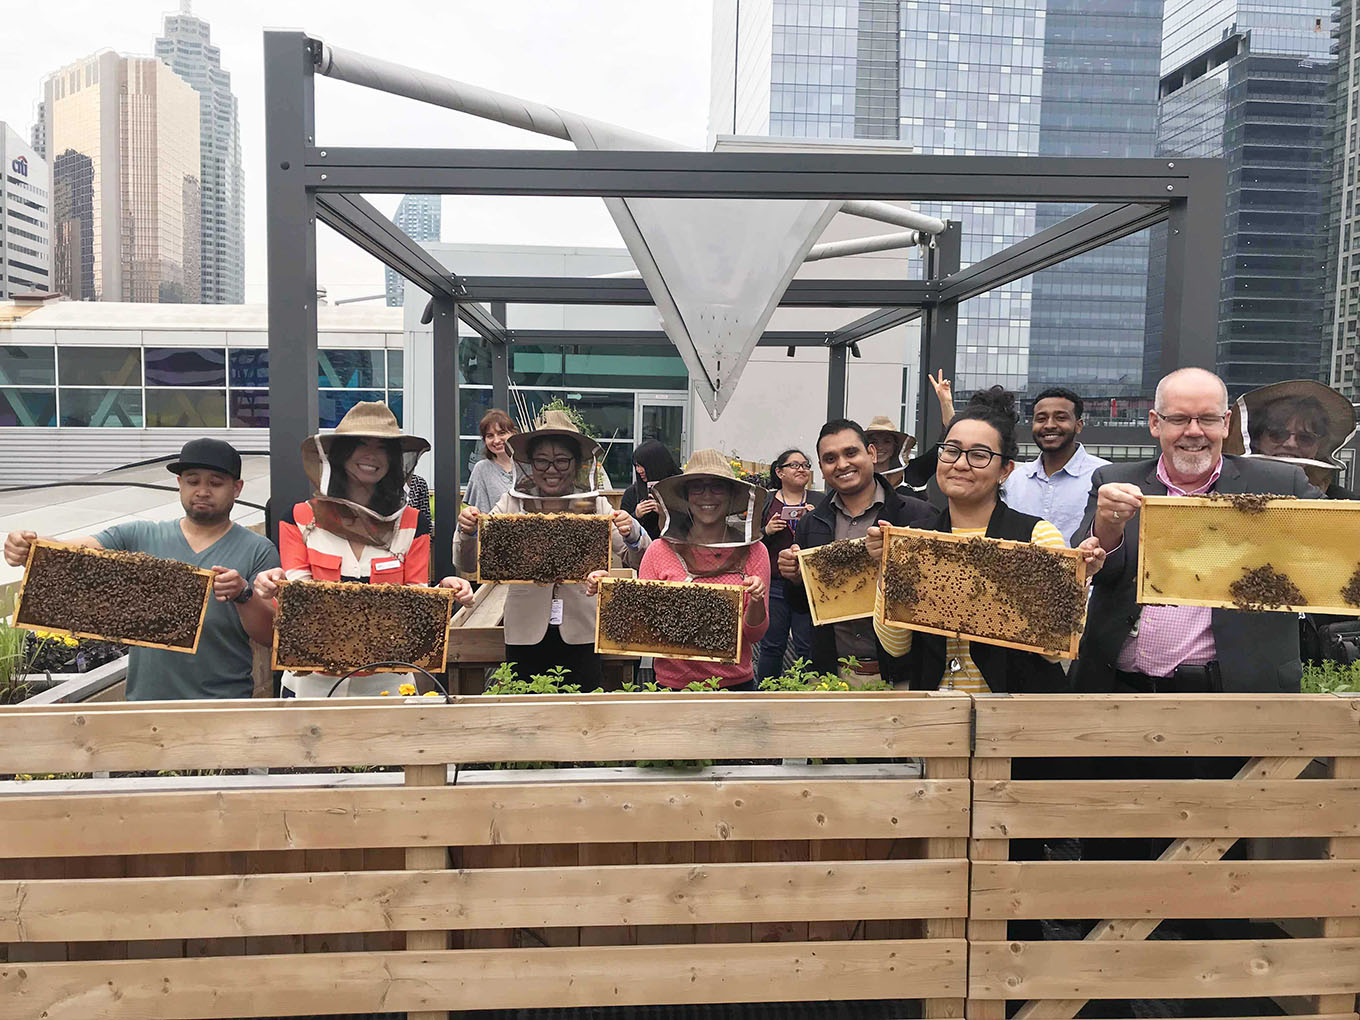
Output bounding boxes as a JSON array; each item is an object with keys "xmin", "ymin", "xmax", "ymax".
[{"xmin": 873, "ymin": 520, "xmax": 1067, "ymax": 693}]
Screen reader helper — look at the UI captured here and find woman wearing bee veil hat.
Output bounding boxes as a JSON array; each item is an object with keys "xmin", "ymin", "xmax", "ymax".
[
  {"xmin": 455, "ymin": 407, "xmax": 649, "ymax": 687},
  {"xmin": 253, "ymin": 401, "xmax": 474, "ymax": 697},
  {"xmin": 1226, "ymin": 378, "xmax": 1357, "ymax": 499},
  {"xmin": 590, "ymin": 450, "xmax": 771, "ymax": 690}
]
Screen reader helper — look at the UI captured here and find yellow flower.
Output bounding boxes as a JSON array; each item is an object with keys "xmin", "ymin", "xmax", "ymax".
[
  {"xmin": 63, "ymin": 637, "xmax": 79, "ymax": 647},
  {"xmin": 422, "ymin": 690, "xmax": 441, "ymax": 697},
  {"xmin": 398, "ymin": 683, "xmax": 417, "ymax": 696},
  {"xmin": 379, "ymin": 690, "xmax": 392, "ymax": 696}
]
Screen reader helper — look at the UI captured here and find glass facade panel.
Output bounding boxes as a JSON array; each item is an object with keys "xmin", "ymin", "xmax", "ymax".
[
  {"xmin": 562, "ymin": 349, "xmax": 687, "ymax": 389},
  {"xmin": 144, "ymin": 347, "xmax": 227, "ymax": 387},
  {"xmin": 57, "ymin": 347, "xmax": 141, "ymax": 387},
  {"xmin": 459, "ymin": 336, "xmax": 492, "ymax": 385},
  {"xmin": 460, "ymin": 386, "xmax": 493, "ymax": 437},
  {"xmin": 0, "ymin": 346, "xmax": 56, "ymax": 386},
  {"xmin": 145, "ymin": 389, "xmax": 228, "ymax": 428},
  {"xmin": 318, "ymin": 349, "xmax": 383, "ymax": 388},
  {"xmin": 387, "ymin": 349, "xmax": 403, "ymax": 389},
  {"xmin": 0, "ymin": 388, "xmax": 57, "ymax": 427},
  {"xmin": 230, "ymin": 389, "xmax": 269, "ymax": 428},
  {"xmin": 229, "ymin": 349, "xmax": 268, "ymax": 387},
  {"xmin": 319, "ymin": 389, "xmax": 384, "ymax": 429},
  {"xmin": 387, "ymin": 391, "xmax": 403, "ymax": 427},
  {"xmin": 59, "ymin": 388, "xmax": 143, "ymax": 427}
]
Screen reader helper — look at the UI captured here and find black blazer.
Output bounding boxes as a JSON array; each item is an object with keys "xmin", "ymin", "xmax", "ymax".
[
  {"xmin": 1072, "ymin": 455, "xmax": 1318, "ymax": 693},
  {"xmin": 897, "ymin": 500, "xmax": 1068, "ymax": 694},
  {"xmin": 785, "ymin": 476, "xmax": 933, "ymax": 686}
]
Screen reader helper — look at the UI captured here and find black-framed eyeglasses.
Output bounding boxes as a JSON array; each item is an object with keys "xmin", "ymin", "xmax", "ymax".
[
  {"xmin": 780, "ymin": 460, "xmax": 812, "ymax": 471},
  {"xmin": 937, "ymin": 442, "xmax": 1005, "ymax": 468},
  {"xmin": 531, "ymin": 456, "xmax": 577, "ymax": 474}
]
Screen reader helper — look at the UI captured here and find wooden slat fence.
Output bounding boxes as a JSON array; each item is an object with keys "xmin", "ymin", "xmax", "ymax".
[
  {"xmin": 0, "ymin": 691, "xmax": 972, "ymax": 1020},
  {"xmin": 968, "ymin": 692, "xmax": 1360, "ymax": 1020}
]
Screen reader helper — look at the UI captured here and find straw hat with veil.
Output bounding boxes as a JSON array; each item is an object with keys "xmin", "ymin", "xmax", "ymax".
[
  {"xmin": 864, "ymin": 415, "xmax": 917, "ymax": 486},
  {"xmin": 1225, "ymin": 379, "xmax": 1357, "ymax": 491},
  {"xmin": 505, "ymin": 408, "xmax": 606, "ymax": 509},
  {"xmin": 302, "ymin": 401, "xmax": 429, "ymax": 548},
  {"xmin": 651, "ymin": 449, "xmax": 768, "ymax": 576}
]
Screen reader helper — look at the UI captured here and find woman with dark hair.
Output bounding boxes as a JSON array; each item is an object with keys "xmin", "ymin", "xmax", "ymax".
[
  {"xmin": 620, "ymin": 440, "xmax": 680, "ymax": 540},
  {"xmin": 254, "ymin": 402, "xmax": 474, "ymax": 697},
  {"xmin": 756, "ymin": 448, "xmax": 817, "ymax": 682},
  {"xmin": 867, "ymin": 387, "xmax": 1106, "ymax": 693},
  {"xmin": 464, "ymin": 409, "xmax": 521, "ymax": 513}
]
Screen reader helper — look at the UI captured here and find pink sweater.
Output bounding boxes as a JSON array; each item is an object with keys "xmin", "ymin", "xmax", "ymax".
[{"xmin": 638, "ymin": 539, "xmax": 770, "ymax": 689}]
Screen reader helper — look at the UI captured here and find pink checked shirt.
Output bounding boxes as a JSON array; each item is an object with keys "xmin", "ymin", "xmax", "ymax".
[{"xmin": 1114, "ymin": 457, "xmax": 1222, "ymax": 677}]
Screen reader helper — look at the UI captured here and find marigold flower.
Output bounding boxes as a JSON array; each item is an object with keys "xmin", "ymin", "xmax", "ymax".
[
  {"xmin": 422, "ymin": 690, "xmax": 441, "ymax": 697},
  {"xmin": 398, "ymin": 683, "xmax": 418, "ymax": 696},
  {"xmin": 379, "ymin": 690, "xmax": 392, "ymax": 696}
]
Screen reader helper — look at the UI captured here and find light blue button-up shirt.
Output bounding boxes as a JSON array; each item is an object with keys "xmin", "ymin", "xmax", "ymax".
[{"xmin": 1001, "ymin": 443, "xmax": 1110, "ymax": 544}]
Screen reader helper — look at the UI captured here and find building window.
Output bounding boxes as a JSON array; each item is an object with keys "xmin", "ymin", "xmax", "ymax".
[
  {"xmin": 318, "ymin": 349, "xmax": 384, "ymax": 388},
  {"xmin": 0, "ymin": 346, "xmax": 57, "ymax": 386},
  {"xmin": 57, "ymin": 347, "xmax": 141, "ymax": 387},
  {"xmin": 59, "ymin": 388, "xmax": 143, "ymax": 427},
  {"xmin": 230, "ymin": 390, "xmax": 268, "ymax": 428},
  {"xmin": 229, "ymin": 349, "xmax": 268, "ymax": 387},
  {"xmin": 146, "ymin": 389, "xmax": 228, "ymax": 428},
  {"xmin": 144, "ymin": 348, "xmax": 226, "ymax": 387},
  {"xmin": 0, "ymin": 388, "xmax": 57, "ymax": 427},
  {"xmin": 388, "ymin": 349, "xmax": 403, "ymax": 389},
  {"xmin": 319, "ymin": 389, "xmax": 384, "ymax": 429}
]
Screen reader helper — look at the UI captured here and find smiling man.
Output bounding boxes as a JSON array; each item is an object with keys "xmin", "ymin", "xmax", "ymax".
[
  {"xmin": 3, "ymin": 438, "xmax": 279, "ymax": 700},
  {"xmin": 777, "ymin": 418, "xmax": 932, "ymax": 686},
  {"xmin": 1074, "ymin": 368, "xmax": 1319, "ymax": 694},
  {"xmin": 1002, "ymin": 387, "xmax": 1109, "ymax": 543}
]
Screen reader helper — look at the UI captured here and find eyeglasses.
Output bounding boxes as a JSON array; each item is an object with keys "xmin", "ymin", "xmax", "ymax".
[
  {"xmin": 1154, "ymin": 412, "xmax": 1227, "ymax": 429},
  {"xmin": 530, "ymin": 456, "xmax": 576, "ymax": 473},
  {"xmin": 937, "ymin": 443, "xmax": 1004, "ymax": 468},
  {"xmin": 780, "ymin": 461, "xmax": 812, "ymax": 471},
  {"xmin": 1263, "ymin": 427, "xmax": 1321, "ymax": 445}
]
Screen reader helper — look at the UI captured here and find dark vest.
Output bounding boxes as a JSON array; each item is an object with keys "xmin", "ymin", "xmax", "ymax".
[{"xmin": 904, "ymin": 500, "xmax": 1069, "ymax": 694}]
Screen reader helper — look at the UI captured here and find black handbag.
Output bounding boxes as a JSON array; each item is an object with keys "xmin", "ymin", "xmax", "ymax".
[{"xmin": 1301, "ymin": 614, "xmax": 1360, "ymax": 665}]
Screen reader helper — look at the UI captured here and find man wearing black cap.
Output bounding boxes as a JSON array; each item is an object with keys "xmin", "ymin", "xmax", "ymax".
[{"xmin": 3, "ymin": 439, "xmax": 280, "ymax": 700}]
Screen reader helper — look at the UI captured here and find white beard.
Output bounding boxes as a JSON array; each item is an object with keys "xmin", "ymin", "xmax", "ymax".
[{"xmin": 1167, "ymin": 446, "xmax": 1215, "ymax": 479}]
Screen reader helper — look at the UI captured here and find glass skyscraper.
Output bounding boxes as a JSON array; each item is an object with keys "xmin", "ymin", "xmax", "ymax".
[
  {"xmin": 1149, "ymin": 0, "xmax": 1333, "ymax": 397},
  {"xmin": 385, "ymin": 195, "xmax": 442, "ymax": 306},
  {"xmin": 1326, "ymin": 0, "xmax": 1360, "ymax": 401},
  {"xmin": 711, "ymin": 0, "xmax": 1164, "ymax": 410}
]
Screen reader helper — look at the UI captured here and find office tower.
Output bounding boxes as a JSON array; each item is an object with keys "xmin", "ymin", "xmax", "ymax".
[
  {"xmin": 385, "ymin": 195, "xmax": 442, "ymax": 306},
  {"xmin": 155, "ymin": 1, "xmax": 245, "ymax": 304},
  {"xmin": 50, "ymin": 149, "xmax": 94, "ymax": 300},
  {"xmin": 30, "ymin": 103, "xmax": 46, "ymax": 160},
  {"xmin": 42, "ymin": 51, "xmax": 201, "ymax": 303},
  {"xmin": 1, "ymin": 122, "xmax": 52, "ymax": 298},
  {"xmin": 1327, "ymin": 0, "xmax": 1360, "ymax": 400},
  {"xmin": 1150, "ymin": 0, "xmax": 1334, "ymax": 396},
  {"xmin": 711, "ymin": 0, "xmax": 1163, "ymax": 409}
]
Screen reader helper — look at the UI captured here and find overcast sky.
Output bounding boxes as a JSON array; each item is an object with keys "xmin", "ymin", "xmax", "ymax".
[{"xmin": 0, "ymin": 0, "xmax": 714, "ymax": 302}]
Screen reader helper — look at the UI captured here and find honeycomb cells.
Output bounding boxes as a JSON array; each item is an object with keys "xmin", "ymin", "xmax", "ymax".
[
  {"xmin": 599, "ymin": 578, "xmax": 742, "ymax": 660},
  {"xmin": 480, "ymin": 514, "xmax": 612, "ymax": 583},
  {"xmin": 274, "ymin": 581, "xmax": 454, "ymax": 672}
]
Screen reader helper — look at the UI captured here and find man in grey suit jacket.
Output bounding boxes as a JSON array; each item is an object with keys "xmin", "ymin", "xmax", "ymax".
[{"xmin": 1074, "ymin": 367, "xmax": 1318, "ymax": 693}]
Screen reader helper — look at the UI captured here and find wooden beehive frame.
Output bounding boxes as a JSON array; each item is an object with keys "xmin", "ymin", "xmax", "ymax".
[
  {"xmin": 878, "ymin": 525, "xmax": 1087, "ymax": 658},
  {"xmin": 271, "ymin": 579, "xmax": 457, "ymax": 673},
  {"xmin": 476, "ymin": 512, "xmax": 613, "ymax": 584},
  {"xmin": 13, "ymin": 540, "xmax": 214, "ymax": 654},
  {"xmin": 595, "ymin": 576, "xmax": 745, "ymax": 663},
  {"xmin": 1137, "ymin": 495, "xmax": 1360, "ymax": 613},
  {"xmin": 796, "ymin": 538, "xmax": 879, "ymax": 627}
]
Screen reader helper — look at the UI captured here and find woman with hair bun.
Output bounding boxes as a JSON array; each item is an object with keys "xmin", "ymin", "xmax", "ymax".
[{"xmin": 866, "ymin": 386, "xmax": 1106, "ymax": 693}]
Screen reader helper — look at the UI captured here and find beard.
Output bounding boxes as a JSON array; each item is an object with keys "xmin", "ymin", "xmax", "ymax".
[
  {"xmin": 184, "ymin": 503, "xmax": 231, "ymax": 525},
  {"xmin": 1167, "ymin": 445, "xmax": 1215, "ymax": 479}
]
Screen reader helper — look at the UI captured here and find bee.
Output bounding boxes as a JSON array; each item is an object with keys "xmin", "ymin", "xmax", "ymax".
[
  {"xmin": 479, "ymin": 514, "xmax": 612, "ymax": 583},
  {"xmin": 276, "ymin": 581, "xmax": 453, "ymax": 671},
  {"xmin": 601, "ymin": 579, "xmax": 741, "ymax": 658}
]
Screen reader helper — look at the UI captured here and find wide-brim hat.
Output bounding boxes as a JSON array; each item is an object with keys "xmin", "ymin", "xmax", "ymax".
[
  {"xmin": 302, "ymin": 401, "xmax": 430, "ymax": 501},
  {"xmin": 1226, "ymin": 379, "xmax": 1356, "ymax": 472},
  {"xmin": 864, "ymin": 414, "xmax": 917, "ymax": 466},
  {"xmin": 652, "ymin": 449, "xmax": 767, "ymax": 548},
  {"xmin": 507, "ymin": 408, "xmax": 604, "ymax": 465}
]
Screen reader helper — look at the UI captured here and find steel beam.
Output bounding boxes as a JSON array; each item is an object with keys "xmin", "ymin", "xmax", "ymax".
[
  {"xmin": 305, "ymin": 148, "xmax": 1214, "ymax": 203},
  {"xmin": 917, "ymin": 222, "xmax": 962, "ymax": 449},
  {"xmin": 826, "ymin": 307, "xmax": 926, "ymax": 348},
  {"xmin": 459, "ymin": 276, "xmax": 934, "ymax": 307},
  {"xmin": 506, "ymin": 329, "xmax": 833, "ymax": 347},
  {"xmin": 936, "ymin": 202, "xmax": 1169, "ymax": 305},
  {"xmin": 265, "ymin": 31, "xmax": 320, "ymax": 539},
  {"xmin": 430, "ymin": 297, "xmax": 459, "ymax": 583},
  {"xmin": 827, "ymin": 344, "xmax": 848, "ymax": 421},
  {"xmin": 316, "ymin": 193, "xmax": 455, "ymax": 298},
  {"xmin": 1161, "ymin": 159, "xmax": 1228, "ymax": 375},
  {"xmin": 489, "ymin": 301, "xmax": 509, "ymax": 414}
]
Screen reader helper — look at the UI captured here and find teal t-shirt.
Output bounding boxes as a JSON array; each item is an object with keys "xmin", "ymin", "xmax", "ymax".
[{"xmin": 93, "ymin": 519, "xmax": 280, "ymax": 701}]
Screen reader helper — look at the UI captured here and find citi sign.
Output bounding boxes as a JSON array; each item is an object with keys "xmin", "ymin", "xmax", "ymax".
[{"xmin": 10, "ymin": 156, "xmax": 27, "ymax": 177}]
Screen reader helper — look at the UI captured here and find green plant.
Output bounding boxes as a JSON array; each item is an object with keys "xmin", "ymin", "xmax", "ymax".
[
  {"xmin": 536, "ymin": 397, "xmax": 600, "ymax": 439},
  {"xmin": 1302, "ymin": 659, "xmax": 1360, "ymax": 694},
  {"xmin": 756, "ymin": 656, "xmax": 889, "ymax": 693},
  {"xmin": 0, "ymin": 601, "xmax": 72, "ymax": 704}
]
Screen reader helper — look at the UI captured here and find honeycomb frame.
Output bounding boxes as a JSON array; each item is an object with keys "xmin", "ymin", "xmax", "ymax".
[
  {"xmin": 796, "ymin": 537, "xmax": 879, "ymax": 626},
  {"xmin": 476, "ymin": 512, "xmax": 613, "ymax": 584},
  {"xmin": 595, "ymin": 576, "xmax": 745, "ymax": 663}
]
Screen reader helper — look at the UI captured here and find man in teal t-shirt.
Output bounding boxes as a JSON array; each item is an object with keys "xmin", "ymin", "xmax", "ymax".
[{"xmin": 4, "ymin": 439, "xmax": 279, "ymax": 700}]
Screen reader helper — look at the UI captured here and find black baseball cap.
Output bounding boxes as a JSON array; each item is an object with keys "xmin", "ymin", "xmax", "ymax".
[{"xmin": 167, "ymin": 438, "xmax": 242, "ymax": 480}]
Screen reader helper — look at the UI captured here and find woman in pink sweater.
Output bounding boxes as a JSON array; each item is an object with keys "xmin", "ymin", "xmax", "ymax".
[{"xmin": 591, "ymin": 449, "xmax": 769, "ymax": 690}]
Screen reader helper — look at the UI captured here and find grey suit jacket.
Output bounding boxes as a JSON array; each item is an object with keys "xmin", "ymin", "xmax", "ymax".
[{"xmin": 1073, "ymin": 455, "xmax": 1318, "ymax": 693}]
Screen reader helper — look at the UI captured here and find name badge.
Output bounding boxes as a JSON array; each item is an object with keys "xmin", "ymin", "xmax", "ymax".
[
  {"xmin": 549, "ymin": 598, "xmax": 564, "ymax": 626},
  {"xmin": 370, "ymin": 557, "xmax": 403, "ymax": 583}
]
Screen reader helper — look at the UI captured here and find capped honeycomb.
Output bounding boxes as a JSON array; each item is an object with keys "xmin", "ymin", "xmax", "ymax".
[
  {"xmin": 14, "ymin": 541, "xmax": 213, "ymax": 653},
  {"xmin": 477, "ymin": 513, "xmax": 613, "ymax": 584},
  {"xmin": 595, "ymin": 577, "xmax": 744, "ymax": 663},
  {"xmin": 272, "ymin": 580, "xmax": 456, "ymax": 673},
  {"xmin": 1138, "ymin": 495, "xmax": 1360, "ymax": 613},
  {"xmin": 879, "ymin": 526, "xmax": 1087, "ymax": 658},
  {"xmin": 797, "ymin": 537, "xmax": 878, "ymax": 626}
]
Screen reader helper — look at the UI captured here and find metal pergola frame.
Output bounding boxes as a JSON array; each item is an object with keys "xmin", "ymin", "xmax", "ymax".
[{"xmin": 264, "ymin": 30, "xmax": 1227, "ymax": 579}]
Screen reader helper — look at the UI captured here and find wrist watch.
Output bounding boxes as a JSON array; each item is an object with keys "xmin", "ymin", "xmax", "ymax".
[{"xmin": 233, "ymin": 584, "xmax": 254, "ymax": 605}]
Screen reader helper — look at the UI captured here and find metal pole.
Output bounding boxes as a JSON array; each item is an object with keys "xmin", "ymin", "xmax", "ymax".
[
  {"xmin": 431, "ymin": 296, "xmax": 460, "ymax": 582},
  {"xmin": 264, "ymin": 31, "xmax": 319, "ymax": 541},
  {"xmin": 918, "ymin": 221, "xmax": 961, "ymax": 448},
  {"xmin": 827, "ymin": 345, "xmax": 848, "ymax": 421},
  {"xmin": 1160, "ymin": 160, "xmax": 1226, "ymax": 375},
  {"xmin": 490, "ymin": 300, "xmax": 510, "ymax": 415}
]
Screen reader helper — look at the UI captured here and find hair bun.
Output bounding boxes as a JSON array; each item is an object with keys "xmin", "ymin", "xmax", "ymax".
[{"xmin": 966, "ymin": 385, "xmax": 1018, "ymax": 421}]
